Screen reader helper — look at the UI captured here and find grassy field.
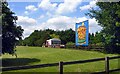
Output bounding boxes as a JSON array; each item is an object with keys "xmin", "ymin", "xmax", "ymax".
[{"xmin": 2, "ymin": 46, "xmax": 120, "ymax": 73}]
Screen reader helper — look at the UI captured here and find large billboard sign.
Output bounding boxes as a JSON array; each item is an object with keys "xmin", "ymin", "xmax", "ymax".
[{"xmin": 75, "ymin": 20, "xmax": 89, "ymax": 46}]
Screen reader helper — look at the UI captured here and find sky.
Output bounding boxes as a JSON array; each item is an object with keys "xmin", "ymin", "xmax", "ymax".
[{"xmin": 8, "ymin": 0, "xmax": 103, "ymax": 39}]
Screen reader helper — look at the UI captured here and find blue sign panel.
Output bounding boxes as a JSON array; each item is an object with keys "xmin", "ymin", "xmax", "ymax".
[{"xmin": 75, "ymin": 20, "xmax": 89, "ymax": 46}]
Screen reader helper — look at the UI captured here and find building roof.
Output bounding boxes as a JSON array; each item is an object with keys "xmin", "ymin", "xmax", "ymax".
[{"xmin": 48, "ymin": 38, "xmax": 61, "ymax": 41}]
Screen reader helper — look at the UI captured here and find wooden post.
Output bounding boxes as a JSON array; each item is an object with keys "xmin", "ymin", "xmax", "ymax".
[
  {"xmin": 75, "ymin": 45, "xmax": 78, "ymax": 49},
  {"xmin": 59, "ymin": 61, "xmax": 63, "ymax": 74},
  {"xmin": 105, "ymin": 57, "xmax": 109, "ymax": 74}
]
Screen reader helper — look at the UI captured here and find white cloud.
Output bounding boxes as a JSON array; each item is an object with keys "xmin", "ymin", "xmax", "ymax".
[
  {"xmin": 17, "ymin": 16, "xmax": 37, "ymax": 38},
  {"xmin": 38, "ymin": 0, "xmax": 82, "ymax": 14},
  {"xmin": 89, "ymin": 18, "xmax": 102, "ymax": 33},
  {"xmin": 39, "ymin": 15, "xmax": 45, "ymax": 19},
  {"xmin": 76, "ymin": 17, "xmax": 87, "ymax": 23},
  {"xmin": 17, "ymin": 16, "xmax": 37, "ymax": 25},
  {"xmin": 80, "ymin": 0, "xmax": 97, "ymax": 10},
  {"xmin": 56, "ymin": 0, "xmax": 82, "ymax": 14},
  {"xmin": 38, "ymin": 0, "xmax": 57, "ymax": 11},
  {"xmin": 46, "ymin": 16, "xmax": 75, "ymax": 30},
  {"xmin": 37, "ymin": 16, "xmax": 102, "ymax": 33},
  {"xmin": 24, "ymin": 11, "xmax": 29, "ymax": 15},
  {"xmin": 25, "ymin": 5, "xmax": 38, "ymax": 11},
  {"xmin": 16, "ymin": 15, "xmax": 102, "ymax": 38},
  {"xmin": 34, "ymin": 16, "xmax": 74, "ymax": 31},
  {"xmin": 46, "ymin": 12, "xmax": 52, "ymax": 17},
  {"xmin": 9, "ymin": 1, "xmax": 102, "ymax": 39}
]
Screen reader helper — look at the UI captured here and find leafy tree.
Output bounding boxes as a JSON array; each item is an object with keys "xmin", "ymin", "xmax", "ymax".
[
  {"xmin": 0, "ymin": 1, "xmax": 2, "ymax": 55},
  {"xmin": 22, "ymin": 30, "xmax": 51, "ymax": 46},
  {"xmin": 59, "ymin": 29, "xmax": 75, "ymax": 44},
  {"xmin": 87, "ymin": 2, "xmax": 120, "ymax": 53},
  {"xmin": 50, "ymin": 34, "xmax": 59, "ymax": 39},
  {"xmin": 94, "ymin": 32, "xmax": 105, "ymax": 45},
  {"xmin": 2, "ymin": 2, "xmax": 23, "ymax": 54},
  {"xmin": 20, "ymin": 29, "xmax": 75, "ymax": 46},
  {"xmin": 89, "ymin": 33, "xmax": 94, "ymax": 44},
  {"xmin": 45, "ymin": 29, "xmax": 55, "ymax": 34}
]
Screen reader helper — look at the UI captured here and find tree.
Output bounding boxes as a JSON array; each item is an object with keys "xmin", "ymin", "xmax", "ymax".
[
  {"xmin": 87, "ymin": 2, "xmax": 120, "ymax": 53},
  {"xmin": 93, "ymin": 32, "xmax": 105, "ymax": 45},
  {"xmin": 89, "ymin": 33, "xmax": 94, "ymax": 44},
  {"xmin": 0, "ymin": 1, "xmax": 2, "ymax": 55},
  {"xmin": 2, "ymin": 2, "xmax": 23, "ymax": 54},
  {"xmin": 22, "ymin": 30, "xmax": 51, "ymax": 46},
  {"xmin": 20, "ymin": 29, "xmax": 75, "ymax": 46},
  {"xmin": 58, "ymin": 29, "xmax": 75, "ymax": 44},
  {"xmin": 50, "ymin": 34, "xmax": 59, "ymax": 39}
]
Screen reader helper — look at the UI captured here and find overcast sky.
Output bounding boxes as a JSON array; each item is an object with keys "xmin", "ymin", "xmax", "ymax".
[{"xmin": 8, "ymin": 0, "xmax": 102, "ymax": 39}]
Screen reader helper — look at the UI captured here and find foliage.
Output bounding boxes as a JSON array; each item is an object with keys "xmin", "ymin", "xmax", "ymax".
[
  {"xmin": 20, "ymin": 30, "xmax": 51, "ymax": 46},
  {"xmin": 66, "ymin": 42, "xmax": 75, "ymax": 48},
  {"xmin": 89, "ymin": 32, "xmax": 105, "ymax": 46},
  {"xmin": 66, "ymin": 42, "xmax": 75, "ymax": 45},
  {"xmin": 89, "ymin": 33, "xmax": 94, "ymax": 44},
  {"xmin": 58, "ymin": 29, "xmax": 75, "ymax": 44},
  {"xmin": 2, "ymin": 2, "xmax": 23, "ymax": 54},
  {"xmin": 50, "ymin": 34, "xmax": 59, "ymax": 39},
  {"xmin": 87, "ymin": 2, "xmax": 120, "ymax": 53},
  {"xmin": 0, "ymin": 1, "xmax": 2, "ymax": 54},
  {"xmin": 19, "ymin": 29, "xmax": 75, "ymax": 46}
]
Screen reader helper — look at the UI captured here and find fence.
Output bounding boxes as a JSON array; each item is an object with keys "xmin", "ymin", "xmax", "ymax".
[
  {"xmin": 1, "ymin": 56, "xmax": 120, "ymax": 74},
  {"xmin": 65, "ymin": 45, "xmax": 104, "ymax": 50}
]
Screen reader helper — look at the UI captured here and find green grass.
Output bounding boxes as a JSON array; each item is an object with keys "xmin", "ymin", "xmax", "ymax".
[{"xmin": 2, "ymin": 46, "xmax": 120, "ymax": 73}]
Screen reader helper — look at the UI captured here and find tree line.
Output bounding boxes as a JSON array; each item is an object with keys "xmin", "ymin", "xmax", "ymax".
[
  {"xmin": 18, "ymin": 28, "xmax": 105, "ymax": 47},
  {"xmin": 18, "ymin": 29, "xmax": 75, "ymax": 46}
]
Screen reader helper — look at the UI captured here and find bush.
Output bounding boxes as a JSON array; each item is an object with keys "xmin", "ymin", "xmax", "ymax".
[
  {"xmin": 66, "ymin": 42, "xmax": 75, "ymax": 48},
  {"xmin": 66, "ymin": 42, "xmax": 75, "ymax": 45}
]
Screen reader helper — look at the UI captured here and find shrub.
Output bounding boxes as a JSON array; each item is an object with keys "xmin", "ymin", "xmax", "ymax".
[{"xmin": 66, "ymin": 42, "xmax": 75, "ymax": 48}]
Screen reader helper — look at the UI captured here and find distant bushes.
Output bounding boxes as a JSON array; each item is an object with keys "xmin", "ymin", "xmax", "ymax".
[
  {"xmin": 65, "ymin": 43, "xmax": 105, "ymax": 53},
  {"xmin": 66, "ymin": 42, "xmax": 75, "ymax": 48}
]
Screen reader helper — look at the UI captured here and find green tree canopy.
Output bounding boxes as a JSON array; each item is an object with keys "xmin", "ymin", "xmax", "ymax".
[
  {"xmin": 22, "ymin": 30, "xmax": 51, "ymax": 46},
  {"xmin": 87, "ymin": 2, "xmax": 120, "ymax": 53},
  {"xmin": 19, "ymin": 29, "xmax": 75, "ymax": 46},
  {"xmin": 2, "ymin": 2, "xmax": 24, "ymax": 54}
]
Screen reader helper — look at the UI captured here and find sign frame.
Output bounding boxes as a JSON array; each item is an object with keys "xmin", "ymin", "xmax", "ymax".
[{"xmin": 75, "ymin": 20, "xmax": 89, "ymax": 46}]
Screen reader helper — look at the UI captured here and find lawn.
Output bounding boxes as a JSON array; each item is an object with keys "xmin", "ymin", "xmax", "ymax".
[{"xmin": 2, "ymin": 46, "xmax": 120, "ymax": 73}]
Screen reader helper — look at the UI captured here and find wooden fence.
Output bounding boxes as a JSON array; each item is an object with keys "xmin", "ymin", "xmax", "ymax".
[
  {"xmin": 1, "ymin": 56, "xmax": 120, "ymax": 74},
  {"xmin": 65, "ymin": 45, "xmax": 104, "ymax": 50}
]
